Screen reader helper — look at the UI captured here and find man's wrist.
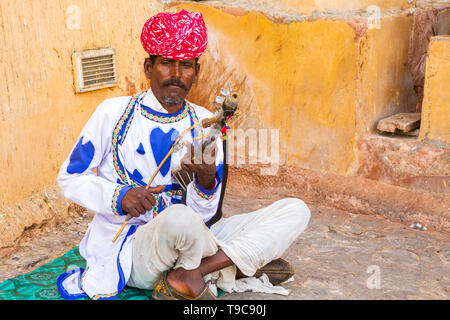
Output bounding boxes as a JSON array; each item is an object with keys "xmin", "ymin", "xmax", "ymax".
[
  {"xmin": 113, "ymin": 185, "xmax": 133, "ymax": 216},
  {"xmin": 195, "ymin": 173, "xmax": 216, "ymax": 190}
]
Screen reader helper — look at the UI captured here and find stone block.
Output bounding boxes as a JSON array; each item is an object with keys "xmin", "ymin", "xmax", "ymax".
[{"xmin": 376, "ymin": 113, "xmax": 421, "ymax": 134}]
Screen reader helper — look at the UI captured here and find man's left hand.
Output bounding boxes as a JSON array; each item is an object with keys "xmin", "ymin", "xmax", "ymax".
[{"xmin": 181, "ymin": 141, "xmax": 217, "ymax": 190}]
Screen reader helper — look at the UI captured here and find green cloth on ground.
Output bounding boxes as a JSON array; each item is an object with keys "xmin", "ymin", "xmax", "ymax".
[
  {"xmin": 0, "ymin": 247, "xmax": 153, "ymax": 300},
  {"xmin": 0, "ymin": 247, "xmax": 226, "ymax": 300}
]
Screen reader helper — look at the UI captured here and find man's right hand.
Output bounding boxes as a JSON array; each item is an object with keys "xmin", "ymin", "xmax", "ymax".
[{"xmin": 121, "ymin": 185, "xmax": 165, "ymax": 217}]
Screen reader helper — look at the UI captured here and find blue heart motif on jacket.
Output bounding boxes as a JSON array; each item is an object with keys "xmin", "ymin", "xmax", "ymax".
[
  {"xmin": 67, "ymin": 136, "xmax": 95, "ymax": 174},
  {"xmin": 150, "ymin": 127, "xmax": 179, "ymax": 177}
]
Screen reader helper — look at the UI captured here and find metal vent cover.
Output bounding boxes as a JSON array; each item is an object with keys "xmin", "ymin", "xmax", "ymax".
[{"xmin": 72, "ymin": 48, "xmax": 117, "ymax": 93}]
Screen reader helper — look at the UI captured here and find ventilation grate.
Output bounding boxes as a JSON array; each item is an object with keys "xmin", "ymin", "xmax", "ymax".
[{"xmin": 72, "ymin": 48, "xmax": 117, "ymax": 93}]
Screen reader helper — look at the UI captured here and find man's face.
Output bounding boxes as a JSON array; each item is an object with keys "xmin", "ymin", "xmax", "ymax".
[{"xmin": 144, "ymin": 56, "xmax": 199, "ymax": 109}]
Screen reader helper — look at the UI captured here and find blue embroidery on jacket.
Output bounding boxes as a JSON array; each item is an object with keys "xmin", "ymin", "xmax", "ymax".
[
  {"xmin": 136, "ymin": 143, "xmax": 145, "ymax": 155},
  {"xmin": 125, "ymin": 168, "xmax": 146, "ymax": 186},
  {"xmin": 67, "ymin": 137, "xmax": 95, "ymax": 174},
  {"xmin": 150, "ymin": 127, "xmax": 179, "ymax": 177}
]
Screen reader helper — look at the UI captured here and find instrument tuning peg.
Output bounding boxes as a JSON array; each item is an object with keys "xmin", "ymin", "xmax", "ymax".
[
  {"xmin": 215, "ymin": 95, "xmax": 225, "ymax": 104},
  {"xmin": 227, "ymin": 81, "xmax": 234, "ymax": 92},
  {"xmin": 220, "ymin": 88, "xmax": 230, "ymax": 97}
]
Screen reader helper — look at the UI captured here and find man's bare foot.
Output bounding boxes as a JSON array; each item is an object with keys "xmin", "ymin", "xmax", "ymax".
[
  {"xmin": 164, "ymin": 250, "xmax": 243, "ymax": 298},
  {"xmin": 236, "ymin": 268, "xmax": 246, "ymax": 279},
  {"xmin": 166, "ymin": 267, "xmax": 205, "ymax": 298}
]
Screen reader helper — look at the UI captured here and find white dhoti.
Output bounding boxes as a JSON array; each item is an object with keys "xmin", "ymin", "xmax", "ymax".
[{"xmin": 127, "ymin": 198, "xmax": 310, "ymax": 295}]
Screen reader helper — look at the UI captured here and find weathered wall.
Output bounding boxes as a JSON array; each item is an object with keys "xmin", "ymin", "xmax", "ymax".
[
  {"xmin": 0, "ymin": 0, "xmax": 166, "ymax": 249},
  {"xmin": 0, "ymin": 0, "xmax": 165, "ymax": 208},
  {"xmin": 1, "ymin": 0, "xmax": 447, "ymax": 248},
  {"xmin": 416, "ymin": 0, "xmax": 450, "ymax": 9},
  {"xmin": 354, "ymin": 13, "xmax": 416, "ymax": 172},
  {"xmin": 179, "ymin": 3, "xmax": 359, "ymax": 175},
  {"xmin": 419, "ymin": 36, "xmax": 450, "ymax": 144},
  {"xmin": 174, "ymin": 2, "xmax": 416, "ymax": 175},
  {"xmin": 0, "ymin": 0, "xmax": 419, "ymax": 209},
  {"xmin": 281, "ymin": 0, "xmax": 413, "ymax": 12},
  {"xmin": 188, "ymin": 0, "xmax": 414, "ymax": 16}
]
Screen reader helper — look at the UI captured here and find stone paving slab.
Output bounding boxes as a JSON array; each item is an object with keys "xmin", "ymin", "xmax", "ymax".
[
  {"xmin": 0, "ymin": 186, "xmax": 448, "ymax": 300},
  {"xmin": 219, "ymin": 188, "xmax": 449, "ymax": 300}
]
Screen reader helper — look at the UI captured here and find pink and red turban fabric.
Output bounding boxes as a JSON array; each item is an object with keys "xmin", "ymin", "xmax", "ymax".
[{"xmin": 141, "ymin": 10, "xmax": 208, "ymax": 60}]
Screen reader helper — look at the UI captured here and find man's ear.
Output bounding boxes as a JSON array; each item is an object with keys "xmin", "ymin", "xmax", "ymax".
[
  {"xmin": 193, "ymin": 62, "xmax": 200, "ymax": 83},
  {"xmin": 144, "ymin": 57, "xmax": 152, "ymax": 80}
]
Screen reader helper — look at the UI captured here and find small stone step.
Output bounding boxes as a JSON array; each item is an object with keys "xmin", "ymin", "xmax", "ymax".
[
  {"xmin": 377, "ymin": 113, "xmax": 421, "ymax": 134},
  {"xmin": 404, "ymin": 129, "xmax": 420, "ymax": 137}
]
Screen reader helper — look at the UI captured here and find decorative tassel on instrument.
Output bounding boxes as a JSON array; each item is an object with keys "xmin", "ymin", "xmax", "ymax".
[{"xmin": 112, "ymin": 87, "xmax": 240, "ymax": 243}]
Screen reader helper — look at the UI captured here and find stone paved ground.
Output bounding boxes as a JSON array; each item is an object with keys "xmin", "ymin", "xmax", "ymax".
[
  {"xmin": 221, "ymin": 188, "xmax": 449, "ymax": 300},
  {"xmin": 0, "ymin": 185, "xmax": 448, "ymax": 299}
]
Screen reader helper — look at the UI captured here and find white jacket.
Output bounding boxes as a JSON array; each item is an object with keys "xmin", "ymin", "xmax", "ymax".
[{"xmin": 56, "ymin": 89, "xmax": 223, "ymax": 300}]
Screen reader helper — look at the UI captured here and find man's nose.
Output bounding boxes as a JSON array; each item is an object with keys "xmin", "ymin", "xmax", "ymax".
[{"xmin": 169, "ymin": 62, "xmax": 182, "ymax": 79}]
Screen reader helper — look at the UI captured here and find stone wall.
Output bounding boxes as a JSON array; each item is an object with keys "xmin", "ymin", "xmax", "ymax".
[
  {"xmin": 0, "ymin": 0, "xmax": 448, "ymax": 249},
  {"xmin": 173, "ymin": 1, "xmax": 416, "ymax": 175},
  {"xmin": 0, "ymin": 0, "xmax": 164, "ymax": 251},
  {"xmin": 0, "ymin": 0, "xmax": 165, "ymax": 208},
  {"xmin": 419, "ymin": 36, "xmax": 450, "ymax": 144}
]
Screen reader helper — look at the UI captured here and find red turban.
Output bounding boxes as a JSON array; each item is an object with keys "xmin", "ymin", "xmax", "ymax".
[{"xmin": 141, "ymin": 10, "xmax": 208, "ymax": 60}]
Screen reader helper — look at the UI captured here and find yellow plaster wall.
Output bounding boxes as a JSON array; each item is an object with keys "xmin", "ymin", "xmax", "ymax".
[
  {"xmin": 176, "ymin": 3, "xmax": 416, "ymax": 175},
  {"xmin": 308, "ymin": 0, "xmax": 412, "ymax": 11},
  {"xmin": 173, "ymin": 3, "xmax": 358, "ymax": 175},
  {"xmin": 177, "ymin": 0, "xmax": 413, "ymax": 16},
  {"xmin": 0, "ymin": 0, "xmax": 418, "ymax": 208},
  {"xmin": 0, "ymin": 0, "xmax": 164, "ymax": 206},
  {"xmin": 420, "ymin": 36, "xmax": 450, "ymax": 144},
  {"xmin": 314, "ymin": 0, "xmax": 412, "ymax": 11},
  {"xmin": 355, "ymin": 14, "xmax": 415, "ymax": 140}
]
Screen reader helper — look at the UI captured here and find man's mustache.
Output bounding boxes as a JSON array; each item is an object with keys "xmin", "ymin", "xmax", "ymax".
[{"xmin": 162, "ymin": 79, "xmax": 187, "ymax": 90}]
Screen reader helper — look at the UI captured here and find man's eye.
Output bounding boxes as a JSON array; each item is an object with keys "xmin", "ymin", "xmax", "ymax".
[{"xmin": 181, "ymin": 62, "xmax": 193, "ymax": 68}]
